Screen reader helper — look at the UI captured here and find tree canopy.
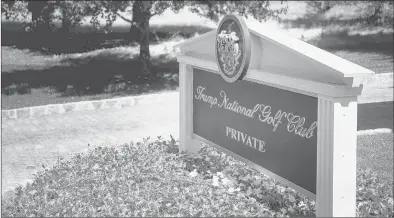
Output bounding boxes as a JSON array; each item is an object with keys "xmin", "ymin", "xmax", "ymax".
[
  {"xmin": 1, "ymin": 0, "xmax": 289, "ymax": 77},
  {"xmin": 85, "ymin": 0, "xmax": 289, "ymax": 76}
]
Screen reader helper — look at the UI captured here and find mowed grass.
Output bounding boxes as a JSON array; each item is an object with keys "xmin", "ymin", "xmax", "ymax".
[
  {"xmin": 2, "ymin": 40, "xmax": 393, "ymax": 109},
  {"xmin": 357, "ymin": 132, "xmax": 393, "ymax": 184},
  {"xmin": 1, "ymin": 134, "xmax": 393, "ymax": 217},
  {"xmin": 2, "ymin": 3, "xmax": 393, "ymax": 110},
  {"xmin": 331, "ymin": 50, "xmax": 393, "ymax": 74},
  {"xmin": 1, "ymin": 37, "xmax": 184, "ymax": 109},
  {"xmin": 1, "ymin": 23, "xmax": 214, "ymax": 109}
]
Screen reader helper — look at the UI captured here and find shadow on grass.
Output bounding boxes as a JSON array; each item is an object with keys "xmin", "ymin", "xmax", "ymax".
[
  {"xmin": 1, "ymin": 22, "xmax": 213, "ymax": 54},
  {"xmin": 281, "ymin": 14, "xmax": 371, "ymax": 30},
  {"xmin": 1, "ymin": 22, "xmax": 215, "ymax": 108},
  {"xmin": 281, "ymin": 15, "xmax": 393, "ymax": 56},
  {"xmin": 307, "ymin": 30, "xmax": 394, "ymax": 56},
  {"xmin": 358, "ymin": 101, "xmax": 393, "ymax": 131},
  {"xmin": 1, "ymin": 51, "xmax": 179, "ymax": 99}
]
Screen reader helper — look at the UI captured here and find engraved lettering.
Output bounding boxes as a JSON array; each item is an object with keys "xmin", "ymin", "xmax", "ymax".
[
  {"xmin": 197, "ymin": 87, "xmax": 317, "ymax": 140},
  {"xmin": 225, "ymin": 126, "xmax": 266, "ymax": 152}
]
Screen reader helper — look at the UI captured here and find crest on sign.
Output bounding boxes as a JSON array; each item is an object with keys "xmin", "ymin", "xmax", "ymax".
[{"xmin": 215, "ymin": 15, "xmax": 251, "ymax": 83}]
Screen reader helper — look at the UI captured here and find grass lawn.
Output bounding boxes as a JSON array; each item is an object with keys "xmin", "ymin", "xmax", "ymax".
[
  {"xmin": 357, "ymin": 133, "xmax": 393, "ymax": 185},
  {"xmin": 2, "ymin": 39, "xmax": 393, "ymax": 110},
  {"xmin": 1, "ymin": 133, "xmax": 392, "ymax": 217},
  {"xmin": 1, "ymin": 24, "xmax": 214, "ymax": 109},
  {"xmin": 331, "ymin": 50, "xmax": 393, "ymax": 75},
  {"xmin": 1, "ymin": 39, "xmax": 183, "ymax": 109},
  {"xmin": 2, "ymin": 4, "xmax": 393, "ymax": 110}
]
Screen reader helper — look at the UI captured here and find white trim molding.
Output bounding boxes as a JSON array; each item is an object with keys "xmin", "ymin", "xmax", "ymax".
[
  {"xmin": 176, "ymin": 27, "xmax": 374, "ymax": 89},
  {"xmin": 316, "ymin": 95, "xmax": 358, "ymax": 217},
  {"xmin": 179, "ymin": 63, "xmax": 201, "ymax": 154},
  {"xmin": 177, "ymin": 55, "xmax": 363, "ymax": 98}
]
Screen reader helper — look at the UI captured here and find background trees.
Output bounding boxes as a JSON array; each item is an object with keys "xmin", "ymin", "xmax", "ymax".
[
  {"xmin": 1, "ymin": 0, "xmax": 97, "ymax": 32},
  {"xmin": 2, "ymin": 1, "xmax": 393, "ymax": 77},
  {"xmin": 87, "ymin": 0, "xmax": 289, "ymax": 77},
  {"xmin": 55, "ymin": 1, "xmax": 92, "ymax": 33},
  {"xmin": 1, "ymin": 0, "xmax": 290, "ymax": 77}
]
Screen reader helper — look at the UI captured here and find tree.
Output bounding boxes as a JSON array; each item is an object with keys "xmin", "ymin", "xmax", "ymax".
[
  {"xmin": 305, "ymin": 1, "xmax": 335, "ymax": 15},
  {"xmin": 1, "ymin": 0, "xmax": 29, "ymax": 22},
  {"xmin": 90, "ymin": 0, "xmax": 288, "ymax": 78},
  {"xmin": 54, "ymin": 1, "xmax": 91, "ymax": 33},
  {"xmin": 2, "ymin": 0, "xmax": 96, "ymax": 33},
  {"xmin": 2, "ymin": 1, "xmax": 57, "ymax": 32},
  {"xmin": 26, "ymin": 0, "xmax": 57, "ymax": 33},
  {"xmin": 2, "ymin": 1, "xmax": 289, "ymax": 77}
]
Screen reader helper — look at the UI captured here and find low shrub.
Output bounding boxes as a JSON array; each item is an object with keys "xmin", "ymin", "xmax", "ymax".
[
  {"xmin": 1, "ymin": 136, "xmax": 392, "ymax": 217},
  {"xmin": 356, "ymin": 168, "xmax": 393, "ymax": 217},
  {"xmin": 1, "ymin": 137, "xmax": 277, "ymax": 217}
]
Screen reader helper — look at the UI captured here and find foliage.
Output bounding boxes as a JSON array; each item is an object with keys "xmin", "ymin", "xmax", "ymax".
[
  {"xmin": 1, "ymin": 1, "xmax": 97, "ymax": 32},
  {"xmin": 305, "ymin": 1, "xmax": 337, "ymax": 15},
  {"xmin": 26, "ymin": 1, "xmax": 58, "ymax": 32},
  {"xmin": 53, "ymin": 1, "xmax": 94, "ymax": 31},
  {"xmin": 2, "ymin": 0, "xmax": 290, "ymax": 29},
  {"xmin": 88, "ymin": 1, "xmax": 289, "ymax": 31},
  {"xmin": 1, "ymin": 0, "xmax": 29, "ymax": 21},
  {"xmin": 356, "ymin": 168, "xmax": 393, "ymax": 217},
  {"xmin": 75, "ymin": 1, "xmax": 190, "ymax": 33},
  {"xmin": 187, "ymin": 1, "xmax": 288, "ymax": 23},
  {"xmin": 86, "ymin": 0, "xmax": 289, "ymax": 76},
  {"xmin": 2, "ymin": 0, "xmax": 289, "ymax": 76},
  {"xmin": 1, "ymin": 137, "xmax": 276, "ymax": 217},
  {"xmin": 2, "ymin": 136, "xmax": 392, "ymax": 217}
]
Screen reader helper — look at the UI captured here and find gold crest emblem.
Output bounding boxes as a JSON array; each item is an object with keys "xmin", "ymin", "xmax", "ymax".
[
  {"xmin": 216, "ymin": 21, "xmax": 242, "ymax": 76},
  {"xmin": 215, "ymin": 15, "xmax": 251, "ymax": 83}
]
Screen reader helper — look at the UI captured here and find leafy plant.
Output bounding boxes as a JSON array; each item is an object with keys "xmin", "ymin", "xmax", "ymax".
[
  {"xmin": 1, "ymin": 137, "xmax": 276, "ymax": 217},
  {"xmin": 2, "ymin": 137, "xmax": 392, "ymax": 217},
  {"xmin": 356, "ymin": 168, "xmax": 393, "ymax": 217}
]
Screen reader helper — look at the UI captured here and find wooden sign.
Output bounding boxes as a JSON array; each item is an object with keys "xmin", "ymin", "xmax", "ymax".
[
  {"xmin": 193, "ymin": 68, "xmax": 318, "ymax": 194},
  {"xmin": 176, "ymin": 13, "xmax": 374, "ymax": 217}
]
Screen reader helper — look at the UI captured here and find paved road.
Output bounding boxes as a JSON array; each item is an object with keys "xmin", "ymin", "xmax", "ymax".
[{"xmin": 1, "ymin": 88, "xmax": 393, "ymax": 193}]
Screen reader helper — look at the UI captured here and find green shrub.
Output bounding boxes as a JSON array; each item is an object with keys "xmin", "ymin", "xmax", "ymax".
[
  {"xmin": 1, "ymin": 137, "xmax": 276, "ymax": 217},
  {"xmin": 1, "ymin": 136, "xmax": 392, "ymax": 217},
  {"xmin": 356, "ymin": 168, "xmax": 393, "ymax": 217}
]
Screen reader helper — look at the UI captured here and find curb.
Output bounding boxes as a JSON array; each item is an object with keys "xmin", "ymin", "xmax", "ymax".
[
  {"xmin": 2, "ymin": 92, "xmax": 178, "ymax": 120},
  {"xmin": 1, "ymin": 73, "xmax": 392, "ymax": 120},
  {"xmin": 357, "ymin": 128, "xmax": 392, "ymax": 135}
]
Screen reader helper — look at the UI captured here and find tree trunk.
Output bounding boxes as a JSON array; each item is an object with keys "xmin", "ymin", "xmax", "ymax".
[
  {"xmin": 129, "ymin": 1, "xmax": 142, "ymax": 42},
  {"xmin": 27, "ymin": 1, "xmax": 47, "ymax": 50},
  {"xmin": 28, "ymin": 1, "xmax": 45, "ymax": 32},
  {"xmin": 61, "ymin": 7, "xmax": 70, "ymax": 33},
  {"xmin": 129, "ymin": 1, "xmax": 153, "ymax": 78},
  {"xmin": 139, "ymin": 15, "xmax": 152, "ymax": 78},
  {"xmin": 27, "ymin": 1, "xmax": 53, "ymax": 33}
]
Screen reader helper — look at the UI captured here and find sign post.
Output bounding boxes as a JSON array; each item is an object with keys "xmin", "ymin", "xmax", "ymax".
[{"xmin": 175, "ymin": 15, "xmax": 374, "ymax": 217}]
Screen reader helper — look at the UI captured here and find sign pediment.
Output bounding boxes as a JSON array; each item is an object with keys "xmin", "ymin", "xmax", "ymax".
[{"xmin": 175, "ymin": 24, "xmax": 375, "ymax": 94}]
